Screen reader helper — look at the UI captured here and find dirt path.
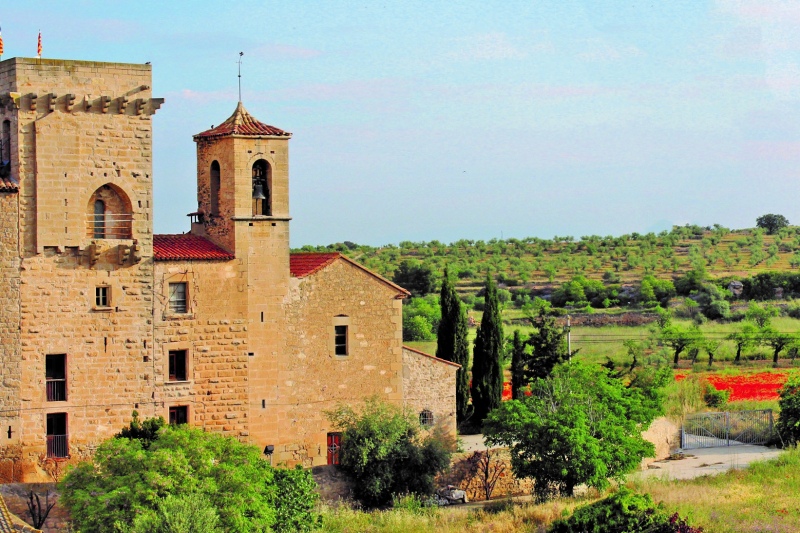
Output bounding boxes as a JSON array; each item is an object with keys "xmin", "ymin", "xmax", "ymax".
[{"xmin": 629, "ymin": 444, "xmax": 783, "ymax": 481}]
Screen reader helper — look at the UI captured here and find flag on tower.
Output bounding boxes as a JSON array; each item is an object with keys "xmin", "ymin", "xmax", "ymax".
[
  {"xmin": 0, "ymin": 27, "xmax": 4, "ymax": 58},
  {"xmin": 37, "ymin": 31, "xmax": 41, "ymax": 58}
]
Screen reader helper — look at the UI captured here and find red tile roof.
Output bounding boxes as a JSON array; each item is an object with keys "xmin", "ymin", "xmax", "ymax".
[
  {"xmin": 153, "ymin": 234, "xmax": 234, "ymax": 261},
  {"xmin": 290, "ymin": 252, "xmax": 410, "ymax": 298},
  {"xmin": 0, "ymin": 176, "xmax": 18, "ymax": 192},
  {"xmin": 0, "ymin": 162, "xmax": 18, "ymax": 192},
  {"xmin": 290, "ymin": 253, "xmax": 341, "ymax": 278},
  {"xmin": 194, "ymin": 102, "xmax": 291, "ymax": 140}
]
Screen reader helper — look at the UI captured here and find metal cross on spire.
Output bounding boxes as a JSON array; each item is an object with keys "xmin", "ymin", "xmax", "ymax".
[{"xmin": 237, "ymin": 52, "xmax": 244, "ymax": 102}]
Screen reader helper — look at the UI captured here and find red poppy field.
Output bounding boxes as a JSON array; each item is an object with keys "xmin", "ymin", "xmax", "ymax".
[{"xmin": 675, "ymin": 372, "xmax": 789, "ymax": 401}]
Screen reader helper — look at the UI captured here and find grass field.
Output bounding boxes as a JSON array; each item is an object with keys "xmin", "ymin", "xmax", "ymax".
[{"xmin": 319, "ymin": 448, "xmax": 800, "ymax": 532}]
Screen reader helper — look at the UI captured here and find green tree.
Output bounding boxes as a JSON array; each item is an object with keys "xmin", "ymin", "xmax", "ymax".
[
  {"xmin": 509, "ymin": 329, "xmax": 527, "ymax": 400},
  {"xmin": 115, "ymin": 410, "xmax": 165, "ymax": 449},
  {"xmin": 659, "ymin": 325, "xmax": 703, "ymax": 366},
  {"xmin": 484, "ymin": 362, "xmax": 664, "ymax": 502},
  {"xmin": 60, "ymin": 423, "xmax": 280, "ymax": 533},
  {"xmin": 471, "ymin": 276, "xmax": 504, "ymax": 425},
  {"xmin": 523, "ymin": 310, "xmax": 570, "ymax": 381},
  {"xmin": 326, "ymin": 398, "xmax": 452, "ymax": 507},
  {"xmin": 756, "ymin": 213, "xmax": 790, "ymax": 235},
  {"xmin": 273, "ymin": 466, "xmax": 321, "ymax": 533},
  {"xmin": 125, "ymin": 493, "xmax": 222, "ymax": 533},
  {"xmin": 760, "ymin": 327, "xmax": 796, "ymax": 365},
  {"xmin": 402, "ymin": 295, "xmax": 441, "ymax": 341},
  {"xmin": 392, "ymin": 259, "xmax": 435, "ymax": 297},
  {"xmin": 777, "ymin": 376, "xmax": 800, "ymax": 446},
  {"xmin": 728, "ymin": 322, "xmax": 759, "ymax": 363},
  {"xmin": 436, "ymin": 267, "xmax": 471, "ymax": 423},
  {"xmin": 746, "ymin": 302, "xmax": 778, "ymax": 328}
]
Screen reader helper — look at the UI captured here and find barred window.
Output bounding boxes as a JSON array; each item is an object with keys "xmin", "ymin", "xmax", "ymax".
[{"xmin": 419, "ymin": 409, "xmax": 434, "ymax": 428}]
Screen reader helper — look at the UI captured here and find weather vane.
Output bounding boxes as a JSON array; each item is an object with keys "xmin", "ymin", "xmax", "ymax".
[{"xmin": 237, "ymin": 52, "xmax": 244, "ymax": 102}]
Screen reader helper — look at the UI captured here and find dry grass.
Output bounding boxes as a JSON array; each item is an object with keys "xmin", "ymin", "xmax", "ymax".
[{"xmin": 321, "ymin": 449, "xmax": 800, "ymax": 532}]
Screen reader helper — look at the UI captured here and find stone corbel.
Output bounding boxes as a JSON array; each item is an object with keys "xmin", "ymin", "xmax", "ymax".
[
  {"xmin": 149, "ymin": 98, "xmax": 165, "ymax": 115},
  {"xmin": 29, "ymin": 93, "xmax": 37, "ymax": 111},
  {"xmin": 100, "ymin": 95, "xmax": 111, "ymax": 114},
  {"xmin": 47, "ymin": 93, "xmax": 57, "ymax": 113},
  {"xmin": 135, "ymin": 98, "xmax": 146, "ymax": 116},
  {"xmin": 118, "ymin": 95, "xmax": 128, "ymax": 114},
  {"xmin": 65, "ymin": 93, "xmax": 76, "ymax": 112}
]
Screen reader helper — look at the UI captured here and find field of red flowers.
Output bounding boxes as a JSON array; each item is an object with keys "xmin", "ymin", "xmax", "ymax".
[{"xmin": 676, "ymin": 372, "xmax": 788, "ymax": 401}]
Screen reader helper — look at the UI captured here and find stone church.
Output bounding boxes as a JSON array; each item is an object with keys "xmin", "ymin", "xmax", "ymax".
[{"xmin": 0, "ymin": 57, "xmax": 457, "ymax": 481}]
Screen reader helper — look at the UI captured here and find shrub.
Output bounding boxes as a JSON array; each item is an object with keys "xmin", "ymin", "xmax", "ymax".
[
  {"xmin": 273, "ymin": 465, "xmax": 321, "ymax": 532},
  {"xmin": 60, "ymin": 423, "xmax": 277, "ymax": 533},
  {"xmin": 550, "ymin": 488, "xmax": 704, "ymax": 533},
  {"xmin": 777, "ymin": 376, "xmax": 800, "ymax": 446},
  {"xmin": 325, "ymin": 398, "xmax": 453, "ymax": 507},
  {"xmin": 703, "ymin": 384, "xmax": 730, "ymax": 408}
]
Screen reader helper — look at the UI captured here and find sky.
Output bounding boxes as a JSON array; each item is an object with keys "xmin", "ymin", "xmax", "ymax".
[{"xmin": 2, "ymin": 1, "xmax": 799, "ymax": 247}]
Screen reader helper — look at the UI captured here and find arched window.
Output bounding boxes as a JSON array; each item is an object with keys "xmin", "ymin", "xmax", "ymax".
[
  {"xmin": 419, "ymin": 409, "xmax": 434, "ymax": 428},
  {"xmin": 86, "ymin": 184, "xmax": 132, "ymax": 239},
  {"xmin": 93, "ymin": 200, "xmax": 106, "ymax": 238},
  {"xmin": 1, "ymin": 120, "xmax": 10, "ymax": 163},
  {"xmin": 209, "ymin": 161, "xmax": 220, "ymax": 216},
  {"xmin": 251, "ymin": 159, "xmax": 271, "ymax": 216}
]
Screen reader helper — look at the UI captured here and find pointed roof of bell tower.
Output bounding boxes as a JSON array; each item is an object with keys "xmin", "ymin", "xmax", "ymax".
[{"xmin": 194, "ymin": 101, "xmax": 291, "ymax": 140}]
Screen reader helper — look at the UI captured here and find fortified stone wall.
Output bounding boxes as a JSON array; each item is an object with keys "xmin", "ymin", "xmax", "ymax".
[
  {"xmin": 0, "ymin": 59, "xmax": 160, "ymax": 479},
  {"xmin": 281, "ymin": 259, "xmax": 405, "ymax": 466},
  {"xmin": 153, "ymin": 259, "xmax": 250, "ymax": 436},
  {"xmin": 0, "ymin": 192, "xmax": 21, "ymax": 478},
  {"xmin": 402, "ymin": 346, "xmax": 458, "ymax": 437}
]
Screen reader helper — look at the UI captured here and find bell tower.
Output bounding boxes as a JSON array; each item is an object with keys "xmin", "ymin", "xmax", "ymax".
[{"xmin": 193, "ymin": 103, "xmax": 292, "ymax": 445}]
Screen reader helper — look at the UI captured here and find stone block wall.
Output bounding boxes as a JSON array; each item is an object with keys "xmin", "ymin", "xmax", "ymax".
[
  {"xmin": 281, "ymin": 259, "xmax": 405, "ymax": 466},
  {"xmin": 0, "ymin": 192, "xmax": 21, "ymax": 472},
  {"xmin": 402, "ymin": 346, "xmax": 458, "ymax": 437},
  {"xmin": 153, "ymin": 259, "xmax": 250, "ymax": 437}
]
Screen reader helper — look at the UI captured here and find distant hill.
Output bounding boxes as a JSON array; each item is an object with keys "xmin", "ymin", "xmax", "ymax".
[{"xmin": 295, "ymin": 224, "xmax": 800, "ymax": 300}]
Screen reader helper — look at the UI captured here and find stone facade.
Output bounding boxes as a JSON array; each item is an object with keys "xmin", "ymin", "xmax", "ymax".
[
  {"xmin": 402, "ymin": 346, "xmax": 458, "ymax": 437},
  {"xmin": 0, "ymin": 56, "xmax": 456, "ymax": 480}
]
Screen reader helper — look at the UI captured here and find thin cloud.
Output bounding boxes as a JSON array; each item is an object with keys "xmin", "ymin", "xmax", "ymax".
[
  {"xmin": 447, "ymin": 32, "xmax": 529, "ymax": 61},
  {"xmin": 577, "ymin": 38, "xmax": 644, "ymax": 62}
]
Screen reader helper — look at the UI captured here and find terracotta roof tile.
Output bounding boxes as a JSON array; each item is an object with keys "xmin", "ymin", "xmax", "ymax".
[
  {"xmin": 194, "ymin": 102, "xmax": 291, "ymax": 140},
  {"xmin": 154, "ymin": 234, "xmax": 234, "ymax": 261},
  {"xmin": 0, "ymin": 162, "xmax": 18, "ymax": 192},
  {"xmin": 290, "ymin": 253, "xmax": 341, "ymax": 278}
]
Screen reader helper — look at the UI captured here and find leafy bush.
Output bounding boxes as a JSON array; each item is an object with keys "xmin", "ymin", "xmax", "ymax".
[
  {"xmin": 777, "ymin": 376, "xmax": 800, "ymax": 446},
  {"xmin": 326, "ymin": 399, "xmax": 453, "ymax": 507},
  {"xmin": 61, "ymin": 423, "xmax": 277, "ymax": 533},
  {"xmin": 703, "ymin": 384, "xmax": 730, "ymax": 408},
  {"xmin": 549, "ymin": 488, "xmax": 662, "ymax": 533},
  {"xmin": 550, "ymin": 488, "xmax": 704, "ymax": 533},
  {"xmin": 124, "ymin": 493, "xmax": 222, "ymax": 533},
  {"xmin": 402, "ymin": 296, "xmax": 441, "ymax": 341},
  {"xmin": 273, "ymin": 465, "xmax": 321, "ymax": 532}
]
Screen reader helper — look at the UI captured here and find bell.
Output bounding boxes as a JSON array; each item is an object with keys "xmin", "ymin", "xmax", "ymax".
[{"xmin": 252, "ymin": 182, "xmax": 267, "ymax": 200}]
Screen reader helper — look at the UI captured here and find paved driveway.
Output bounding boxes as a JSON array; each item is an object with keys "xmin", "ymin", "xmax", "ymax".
[{"xmin": 630, "ymin": 444, "xmax": 783, "ymax": 481}]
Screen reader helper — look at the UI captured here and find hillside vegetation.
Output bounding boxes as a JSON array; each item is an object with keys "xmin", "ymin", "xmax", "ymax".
[{"xmin": 297, "ymin": 223, "xmax": 800, "ymax": 301}]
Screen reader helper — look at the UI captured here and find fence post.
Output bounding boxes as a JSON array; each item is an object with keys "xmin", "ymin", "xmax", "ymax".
[{"xmin": 725, "ymin": 411, "xmax": 730, "ymax": 447}]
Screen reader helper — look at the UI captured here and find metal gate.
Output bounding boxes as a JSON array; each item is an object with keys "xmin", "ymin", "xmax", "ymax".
[{"xmin": 681, "ymin": 410, "xmax": 774, "ymax": 449}]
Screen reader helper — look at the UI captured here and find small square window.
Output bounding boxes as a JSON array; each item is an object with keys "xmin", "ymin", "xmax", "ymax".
[
  {"xmin": 168, "ymin": 350, "xmax": 188, "ymax": 381},
  {"xmin": 169, "ymin": 406, "xmax": 188, "ymax": 425},
  {"xmin": 334, "ymin": 325, "xmax": 348, "ymax": 356},
  {"xmin": 95, "ymin": 286, "xmax": 110, "ymax": 307},
  {"xmin": 168, "ymin": 282, "xmax": 187, "ymax": 314}
]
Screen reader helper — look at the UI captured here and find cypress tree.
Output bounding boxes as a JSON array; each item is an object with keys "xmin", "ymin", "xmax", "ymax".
[
  {"xmin": 510, "ymin": 329, "xmax": 526, "ymax": 400},
  {"xmin": 436, "ymin": 267, "xmax": 470, "ymax": 424},
  {"xmin": 471, "ymin": 276, "xmax": 504, "ymax": 426}
]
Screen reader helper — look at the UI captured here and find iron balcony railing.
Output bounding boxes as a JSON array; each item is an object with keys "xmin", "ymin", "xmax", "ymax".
[
  {"xmin": 46, "ymin": 379, "xmax": 67, "ymax": 402},
  {"xmin": 46, "ymin": 434, "xmax": 69, "ymax": 458},
  {"xmin": 85, "ymin": 213, "xmax": 133, "ymax": 239}
]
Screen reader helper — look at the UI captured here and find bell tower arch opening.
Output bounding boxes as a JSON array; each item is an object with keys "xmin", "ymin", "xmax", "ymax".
[
  {"xmin": 251, "ymin": 159, "xmax": 271, "ymax": 216},
  {"xmin": 210, "ymin": 160, "xmax": 221, "ymax": 217}
]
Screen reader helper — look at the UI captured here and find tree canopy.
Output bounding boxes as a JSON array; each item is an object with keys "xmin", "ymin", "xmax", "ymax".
[
  {"xmin": 392, "ymin": 259, "xmax": 436, "ymax": 297},
  {"xmin": 436, "ymin": 267, "xmax": 471, "ymax": 423},
  {"xmin": 326, "ymin": 398, "xmax": 453, "ymax": 507},
  {"xmin": 484, "ymin": 362, "xmax": 668, "ymax": 502},
  {"xmin": 756, "ymin": 213, "xmax": 790, "ymax": 235},
  {"xmin": 471, "ymin": 276, "xmax": 504, "ymax": 426},
  {"xmin": 60, "ymin": 419, "xmax": 320, "ymax": 533}
]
